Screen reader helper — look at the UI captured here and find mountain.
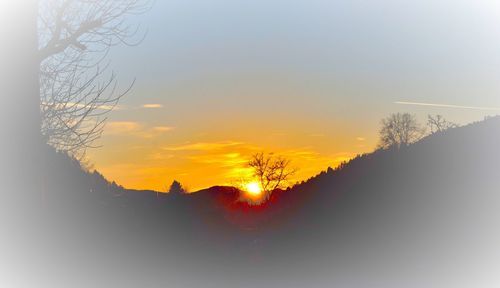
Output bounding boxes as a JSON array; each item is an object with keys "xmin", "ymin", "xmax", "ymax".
[{"xmin": 4, "ymin": 116, "xmax": 500, "ymax": 288}]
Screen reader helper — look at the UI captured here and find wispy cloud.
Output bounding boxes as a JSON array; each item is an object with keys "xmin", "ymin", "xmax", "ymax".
[
  {"xmin": 395, "ymin": 101, "xmax": 500, "ymax": 111},
  {"xmin": 140, "ymin": 126, "xmax": 176, "ymax": 138},
  {"xmin": 142, "ymin": 104, "xmax": 163, "ymax": 109},
  {"xmin": 148, "ymin": 152, "xmax": 175, "ymax": 161},
  {"xmin": 188, "ymin": 153, "xmax": 248, "ymax": 167},
  {"xmin": 282, "ymin": 149, "xmax": 320, "ymax": 161},
  {"xmin": 94, "ymin": 104, "xmax": 119, "ymax": 111},
  {"xmin": 152, "ymin": 126, "xmax": 175, "ymax": 132},
  {"xmin": 41, "ymin": 101, "xmax": 121, "ymax": 111},
  {"xmin": 105, "ymin": 121, "xmax": 141, "ymax": 134},
  {"xmin": 163, "ymin": 141, "xmax": 244, "ymax": 151},
  {"xmin": 356, "ymin": 137, "xmax": 366, "ymax": 141},
  {"xmin": 104, "ymin": 122, "xmax": 174, "ymax": 137}
]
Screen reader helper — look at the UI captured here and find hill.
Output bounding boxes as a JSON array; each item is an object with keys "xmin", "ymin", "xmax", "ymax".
[{"xmin": 4, "ymin": 116, "xmax": 500, "ymax": 288}]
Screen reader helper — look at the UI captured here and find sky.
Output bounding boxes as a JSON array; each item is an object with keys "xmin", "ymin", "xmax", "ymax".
[{"xmin": 86, "ymin": 0, "xmax": 500, "ymax": 191}]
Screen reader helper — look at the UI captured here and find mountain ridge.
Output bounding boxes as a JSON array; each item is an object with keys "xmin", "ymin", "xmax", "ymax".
[{"xmin": 12, "ymin": 115, "xmax": 500, "ymax": 287}]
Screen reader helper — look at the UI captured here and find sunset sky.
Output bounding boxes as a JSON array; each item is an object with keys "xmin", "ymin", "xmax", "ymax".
[{"xmin": 87, "ymin": 0, "xmax": 500, "ymax": 191}]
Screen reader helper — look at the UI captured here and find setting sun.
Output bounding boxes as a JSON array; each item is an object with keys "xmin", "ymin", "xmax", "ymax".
[{"xmin": 245, "ymin": 182, "xmax": 262, "ymax": 196}]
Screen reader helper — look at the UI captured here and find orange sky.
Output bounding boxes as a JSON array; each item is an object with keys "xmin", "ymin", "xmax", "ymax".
[
  {"xmin": 86, "ymin": 0, "xmax": 500, "ymax": 192},
  {"xmin": 87, "ymin": 112, "xmax": 377, "ymax": 192}
]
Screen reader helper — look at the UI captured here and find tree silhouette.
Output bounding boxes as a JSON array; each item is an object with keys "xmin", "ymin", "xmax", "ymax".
[
  {"xmin": 38, "ymin": 0, "xmax": 151, "ymax": 158},
  {"xmin": 248, "ymin": 152, "xmax": 296, "ymax": 199},
  {"xmin": 168, "ymin": 180, "xmax": 186, "ymax": 196},
  {"xmin": 378, "ymin": 113, "xmax": 424, "ymax": 149},
  {"xmin": 427, "ymin": 114, "xmax": 458, "ymax": 134}
]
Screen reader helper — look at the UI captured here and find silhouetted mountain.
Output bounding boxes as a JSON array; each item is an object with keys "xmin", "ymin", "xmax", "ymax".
[{"xmin": 8, "ymin": 116, "xmax": 500, "ymax": 288}]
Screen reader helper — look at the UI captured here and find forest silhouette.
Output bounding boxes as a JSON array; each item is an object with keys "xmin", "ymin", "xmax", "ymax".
[
  {"xmin": 2, "ymin": 1, "xmax": 500, "ymax": 287},
  {"xmin": 7, "ymin": 115, "xmax": 498, "ymax": 287}
]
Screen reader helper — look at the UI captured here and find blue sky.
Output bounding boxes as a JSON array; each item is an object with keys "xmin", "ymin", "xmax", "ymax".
[
  {"xmin": 109, "ymin": 0, "xmax": 500, "ymax": 117},
  {"xmin": 89, "ymin": 0, "xmax": 500, "ymax": 190}
]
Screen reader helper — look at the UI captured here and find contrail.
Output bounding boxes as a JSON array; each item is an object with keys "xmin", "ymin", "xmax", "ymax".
[{"xmin": 395, "ymin": 101, "xmax": 500, "ymax": 111}]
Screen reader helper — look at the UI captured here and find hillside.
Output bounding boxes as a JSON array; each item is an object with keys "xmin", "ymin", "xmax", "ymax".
[{"xmin": 5, "ymin": 116, "xmax": 500, "ymax": 288}]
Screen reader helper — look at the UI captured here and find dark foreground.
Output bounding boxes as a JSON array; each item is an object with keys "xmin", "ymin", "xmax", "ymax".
[{"xmin": 3, "ymin": 117, "xmax": 500, "ymax": 288}]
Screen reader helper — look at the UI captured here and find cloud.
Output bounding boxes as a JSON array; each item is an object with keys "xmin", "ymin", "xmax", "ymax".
[
  {"xmin": 92, "ymin": 104, "xmax": 119, "ymax": 111},
  {"xmin": 356, "ymin": 137, "xmax": 366, "ymax": 141},
  {"xmin": 104, "ymin": 122, "xmax": 174, "ymax": 137},
  {"xmin": 140, "ymin": 126, "xmax": 175, "ymax": 138},
  {"xmin": 148, "ymin": 152, "xmax": 175, "ymax": 161},
  {"xmin": 97, "ymin": 104, "xmax": 121, "ymax": 110},
  {"xmin": 395, "ymin": 101, "xmax": 500, "ymax": 111},
  {"xmin": 283, "ymin": 149, "xmax": 319, "ymax": 160},
  {"xmin": 152, "ymin": 126, "xmax": 175, "ymax": 132},
  {"xmin": 104, "ymin": 121, "xmax": 141, "ymax": 134},
  {"xmin": 163, "ymin": 141, "xmax": 244, "ymax": 151},
  {"xmin": 142, "ymin": 104, "xmax": 163, "ymax": 109},
  {"xmin": 187, "ymin": 152, "xmax": 249, "ymax": 167},
  {"xmin": 41, "ymin": 101, "xmax": 122, "ymax": 111}
]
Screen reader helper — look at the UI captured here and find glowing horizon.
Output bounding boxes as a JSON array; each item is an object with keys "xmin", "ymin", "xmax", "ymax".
[
  {"xmin": 87, "ymin": 124, "xmax": 370, "ymax": 191},
  {"xmin": 85, "ymin": 0, "xmax": 500, "ymax": 191}
]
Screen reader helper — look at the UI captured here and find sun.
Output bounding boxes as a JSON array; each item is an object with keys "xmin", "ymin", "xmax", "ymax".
[{"xmin": 245, "ymin": 181, "xmax": 262, "ymax": 196}]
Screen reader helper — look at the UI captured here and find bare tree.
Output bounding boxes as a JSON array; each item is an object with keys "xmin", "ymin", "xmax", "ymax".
[
  {"xmin": 37, "ymin": 0, "xmax": 152, "ymax": 158},
  {"xmin": 248, "ymin": 152, "xmax": 296, "ymax": 198},
  {"xmin": 427, "ymin": 114, "xmax": 458, "ymax": 134},
  {"xmin": 378, "ymin": 113, "xmax": 424, "ymax": 149}
]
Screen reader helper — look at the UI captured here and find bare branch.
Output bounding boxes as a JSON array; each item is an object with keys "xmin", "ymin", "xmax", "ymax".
[
  {"xmin": 427, "ymin": 114, "xmax": 459, "ymax": 134},
  {"xmin": 248, "ymin": 152, "xmax": 297, "ymax": 200},
  {"xmin": 38, "ymin": 0, "xmax": 151, "ymax": 158},
  {"xmin": 378, "ymin": 113, "xmax": 425, "ymax": 149}
]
